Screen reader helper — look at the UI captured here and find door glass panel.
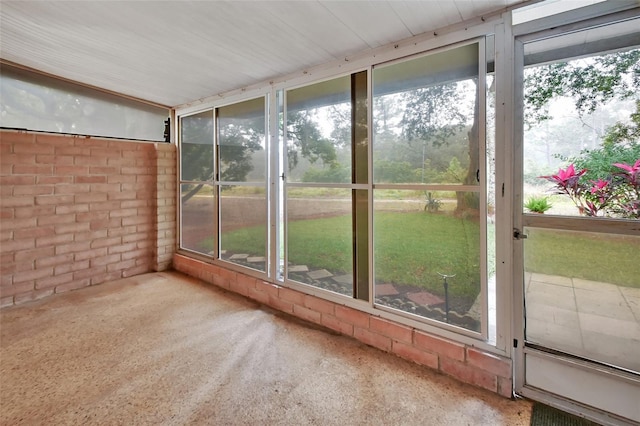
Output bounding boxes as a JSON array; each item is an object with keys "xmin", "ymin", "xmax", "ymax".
[
  {"xmin": 373, "ymin": 43, "xmax": 480, "ymax": 186},
  {"xmin": 180, "ymin": 183, "xmax": 214, "ymax": 255},
  {"xmin": 373, "ymin": 190, "xmax": 481, "ymax": 332},
  {"xmin": 219, "ymin": 185, "xmax": 267, "ymax": 272},
  {"xmin": 181, "ymin": 110, "xmax": 214, "ymax": 182},
  {"xmin": 286, "ymin": 76, "xmax": 352, "ymax": 184},
  {"xmin": 217, "ymin": 97, "xmax": 268, "ymax": 272},
  {"xmin": 522, "ymin": 22, "xmax": 640, "ymax": 375},
  {"xmin": 522, "ymin": 42, "xmax": 639, "ymax": 219},
  {"xmin": 372, "ymin": 42, "xmax": 485, "ymax": 333},
  {"xmin": 218, "ymin": 98, "xmax": 266, "ymax": 183},
  {"xmin": 524, "ymin": 227, "xmax": 640, "ymax": 373},
  {"xmin": 284, "ymin": 75, "xmax": 357, "ymax": 297},
  {"xmin": 286, "ymin": 188, "xmax": 353, "ymax": 296},
  {"xmin": 180, "ymin": 110, "xmax": 215, "ymax": 255}
]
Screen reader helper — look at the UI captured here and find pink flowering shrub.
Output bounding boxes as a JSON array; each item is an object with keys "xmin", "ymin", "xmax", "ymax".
[{"xmin": 540, "ymin": 159, "xmax": 640, "ymax": 218}]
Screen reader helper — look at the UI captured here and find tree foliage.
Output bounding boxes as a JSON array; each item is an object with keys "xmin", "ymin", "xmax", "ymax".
[
  {"xmin": 181, "ymin": 114, "xmax": 214, "ymax": 182},
  {"xmin": 531, "ymin": 50, "xmax": 640, "ymax": 178},
  {"xmin": 524, "ymin": 49, "xmax": 640, "ymax": 127},
  {"xmin": 286, "ymin": 110, "xmax": 338, "ymax": 172},
  {"xmin": 562, "ymin": 101, "xmax": 640, "ymax": 205},
  {"xmin": 218, "ymin": 118, "xmax": 263, "ymax": 182},
  {"xmin": 603, "ymin": 100, "xmax": 640, "ymax": 147},
  {"xmin": 527, "ymin": 48, "xmax": 640, "ymax": 218},
  {"xmin": 401, "ymin": 83, "xmax": 467, "ymax": 145}
]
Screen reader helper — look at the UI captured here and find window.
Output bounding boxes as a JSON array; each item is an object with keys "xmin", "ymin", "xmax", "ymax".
[
  {"xmin": 178, "ymin": 97, "xmax": 269, "ymax": 269},
  {"xmin": 522, "ymin": 44, "xmax": 640, "ymax": 219},
  {"xmin": 0, "ymin": 64, "xmax": 168, "ymax": 140},
  {"xmin": 180, "ymin": 110, "xmax": 215, "ymax": 255},
  {"xmin": 177, "ymin": 39, "xmax": 494, "ymax": 337},
  {"xmin": 283, "ymin": 73, "xmax": 368, "ymax": 298},
  {"xmin": 218, "ymin": 97, "xmax": 268, "ymax": 272},
  {"xmin": 372, "ymin": 41, "xmax": 488, "ymax": 333}
]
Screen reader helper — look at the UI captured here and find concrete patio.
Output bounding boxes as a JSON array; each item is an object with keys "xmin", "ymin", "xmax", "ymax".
[{"xmin": 525, "ymin": 272, "xmax": 640, "ymax": 373}]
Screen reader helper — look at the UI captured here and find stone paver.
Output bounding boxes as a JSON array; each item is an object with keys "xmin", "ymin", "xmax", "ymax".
[
  {"xmin": 332, "ymin": 274, "xmax": 352, "ymax": 285},
  {"xmin": 620, "ymin": 286, "xmax": 640, "ymax": 299},
  {"xmin": 525, "ymin": 274, "xmax": 639, "ymax": 373},
  {"xmin": 526, "ymin": 283, "xmax": 576, "ymax": 310},
  {"xmin": 526, "ymin": 303, "xmax": 579, "ymax": 328},
  {"xmin": 581, "ymin": 330, "xmax": 640, "ymax": 372},
  {"xmin": 526, "ymin": 318, "xmax": 584, "ymax": 354},
  {"xmin": 229, "ymin": 253, "xmax": 249, "ymax": 260},
  {"xmin": 289, "ymin": 265, "xmax": 309, "ymax": 272},
  {"xmin": 573, "ymin": 278, "xmax": 619, "ymax": 293},
  {"xmin": 247, "ymin": 256, "xmax": 265, "ymax": 263},
  {"xmin": 573, "ymin": 288, "xmax": 635, "ymax": 320},
  {"xmin": 578, "ymin": 313, "xmax": 640, "ymax": 339},
  {"xmin": 622, "ymin": 294, "xmax": 640, "ymax": 322},
  {"xmin": 307, "ymin": 269, "xmax": 333, "ymax": 280},
  {"xmin": 375, "ymin": 284, "xmax": 399, "ymax": 296},
  {"xmin": 530, "ymin": 273, "xmax": 573, "ymax": 287},
  {"xmin": 407, "ymin": 291, "xmax": 444, "ymax": 306}
]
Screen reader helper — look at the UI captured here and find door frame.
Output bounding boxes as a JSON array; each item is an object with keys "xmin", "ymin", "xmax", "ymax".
[{"xmin": 511, "ymin": 6, "xmax": 640, "ymax": 425}]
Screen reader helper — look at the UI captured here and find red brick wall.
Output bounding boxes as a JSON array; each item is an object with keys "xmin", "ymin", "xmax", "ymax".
[
  {"xmin": 173, "ymin": 254, "xmax": 513, "ymax": 398},
  {"xmin": 0, "ymin": 130, "xmax": 176, "ymax": 307}
]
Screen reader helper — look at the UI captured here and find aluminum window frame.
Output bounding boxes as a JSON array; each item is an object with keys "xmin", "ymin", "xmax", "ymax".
[{"xmin": 175, "ymin": 15, "xmax": 514, "ymax": 354}]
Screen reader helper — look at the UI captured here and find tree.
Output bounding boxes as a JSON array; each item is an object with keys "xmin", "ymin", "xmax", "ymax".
[
  {"xmin": 401, "ymin": 84, "xmax": 467, "ymax": 145},
  {"xmin": 286, "ymin": 110, "xmax": 338, "ymax": 173},
  {"xmin": 399, "ymin": 81, "xmax": 480, "ymax": 213},
  {"xmin": 526, "ymin": 48, "xmax": 640, "ymax": 218},
  {"xmin": 524, "ymin": 49, "xmax": 640, "ymax": 127},
  {"xmin": 218, "ymin": 117, "xmax": 264, "ymax": 182},
  {"xmin": 180, "ymin": 111, "xmax": 265, "ymax": 201},
  {"xmin": 180, "ymin": 113, "xmax": 214, "ymax": 203}
]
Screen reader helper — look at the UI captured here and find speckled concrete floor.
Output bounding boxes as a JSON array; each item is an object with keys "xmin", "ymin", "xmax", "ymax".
[{"xmin": 0, "ymin": 271, "xmax": 532, "ymax": 425}]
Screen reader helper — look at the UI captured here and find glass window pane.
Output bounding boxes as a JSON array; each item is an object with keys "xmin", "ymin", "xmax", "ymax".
[
  {"xmin": 218, "ymin": 97, "xmax": 266, "ymax": 183},
  {"xmin": 181, "ymin": 110, "xmax": 214, "ymax": 182},
  {"xmin": 373, "ymin": 44, "xmax": 480, "ymax": 185},
  {"xmin": 286, "ymin": 76, "xmax": 352, "ymax": 183},
  {"xmin": 352, "ymin": 71, "xmax": 369, "ymax": 185},
  {"xmin": 220, "ymin": 185, "xmax": 267, "ymax": 272},
  {"xmin": 180, "ymin": 183, "xmax": 214, "ymax": 255},
  {"xmin": 286, "ymin": 188, "xmax": 353, "ymax": 296},
  {"xmin": 524, "ymin": 228, "xmax": 640, "ymax": 373},
  {"xmin": 373, "ymin": 189, "xmax": 481, "ymax": 332},
  {"xmin": 522, "ymin": 46, "xmax": 640, "ymax": 219},
  {"xmin": 0, "ymin": 65, "xmax": 168, "ymax": 141}
]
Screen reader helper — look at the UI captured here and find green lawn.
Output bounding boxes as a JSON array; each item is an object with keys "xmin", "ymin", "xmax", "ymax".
[
  {"xmin": 211, "ymin": 211, "xmax": 482, "ymax": 298},
  {"xmin": 524, "ymin": 228, "xmax": 640, "ymax": 288},
  {"xmin": 287, "ymin": 215, "xmax": 353, "ymax": 273},
  {"xmin": 202, "ymin": 214, "xmax": 640, "ymax": 299},
  {"xmin": 373, "ymin": 212, "xmax": 480, "ymax": 298}
]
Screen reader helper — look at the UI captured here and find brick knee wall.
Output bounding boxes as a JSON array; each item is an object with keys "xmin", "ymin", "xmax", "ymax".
[
  {"xmin": 173, "ymin": 254, "xmax": 513, "ymax": 398},
  {"xmin": 152, "ymin": 143, "xmax": 176, "ymax": 272},
  {"xmin": 0, "ymin": 130, "xmax": 176, "ymax": 307}
]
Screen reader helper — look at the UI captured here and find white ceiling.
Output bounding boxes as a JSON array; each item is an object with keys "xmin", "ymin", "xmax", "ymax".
[{"xmin": 0, "ymin": 1, "xmax": 528, "ymax": 108}]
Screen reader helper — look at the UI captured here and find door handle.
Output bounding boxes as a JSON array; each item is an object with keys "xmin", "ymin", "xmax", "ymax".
[{"xmin": 513, "ymin": 228, "xmax": 527, "ymax": 240}]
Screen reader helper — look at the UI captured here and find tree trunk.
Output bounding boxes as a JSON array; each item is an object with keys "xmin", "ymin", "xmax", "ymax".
[
  {"xmin": 181, "ymin": 183, "xmax": 205, "ymax": 204},
  {"xmin": 455, "ymin": 85, "xmax": 480, "ymax": 215}
]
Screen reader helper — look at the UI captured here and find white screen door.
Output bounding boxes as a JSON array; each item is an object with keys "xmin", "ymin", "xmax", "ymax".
[{"xmin": 514, "ymin": 13, "xmax": 640, "ymax": 425}]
